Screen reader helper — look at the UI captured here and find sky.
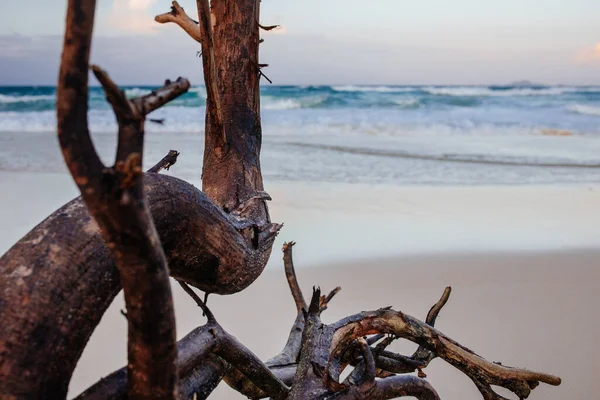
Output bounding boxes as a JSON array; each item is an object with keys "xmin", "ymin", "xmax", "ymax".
[{"xmin": 0, "ymin": 0, "xmax": 599, "ymax": 85}]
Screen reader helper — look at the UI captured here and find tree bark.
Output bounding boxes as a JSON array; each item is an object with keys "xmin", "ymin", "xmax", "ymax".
[{"xmin": 199, "ymin": 0, "xmax": 270, "ymax": 228}]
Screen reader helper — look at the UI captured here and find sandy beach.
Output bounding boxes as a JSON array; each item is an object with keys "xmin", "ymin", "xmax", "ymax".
[
  {"xmin": 1, "ymin": 171, "xmax": 599, "ymax": 399},
  {"xmin": 70, "ymin": 250, "xmax": 599, "ymax": 399},
  {"xmin": 3, "ymin": 1, "xmax": 600, "ymax": 398}
]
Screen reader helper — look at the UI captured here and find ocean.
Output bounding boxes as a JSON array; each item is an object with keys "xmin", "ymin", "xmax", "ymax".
[{"xmin": 1, "ymin": 84, "xmax": 600, "ymax": 185}]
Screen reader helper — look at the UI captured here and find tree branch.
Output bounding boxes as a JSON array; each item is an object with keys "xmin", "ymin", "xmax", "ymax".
[
  {"xmin": 148, "ymin": 150, "xmax": 180, "ymax": 173},
  {"xmin": 90, "ymin": 65, "xmax": 134, "ymax": 122},
  {"xmin": 132, "ymin": 77, "xmax": 191, "ymax": 116},
  {"xmin": 57, "ymin": 2, "xmax": 193, "ymax": 398},
  {"xmin": 177, "ymin": 279, "xmax": 215, "ymax": 321},
  {"xmin": 155, "ymin": 1, "xmax": 201, "ymax": 43},
  {"xmin": 329, "ymin": 306, "xmax": 561, "ymax": 400},
  {"xmin": 91, "ymin": 65, "xmax": 190, "ymax": 164},
  {"xmin": 56, "ymin": 0, "xmax": 104, "ymax": 200},
  {"xmin": 411, "ymin": 286, "xmax": 451, "ymax": 364},
  {"xmin": 283, "ymin": 241, "xmax": 307, "ymax": 313},
  {"xmin": 259, "ymin": 23, "xmax": 280, "ymax": 31},
  {"xmin": 78, "ymin": 315, "xmax": 290, "ymax": 400}
]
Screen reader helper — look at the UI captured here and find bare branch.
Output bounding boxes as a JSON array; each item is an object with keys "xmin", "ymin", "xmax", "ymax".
[
  {"xmin": 92, "ymin": 65, "xmax": 190, "ymax": 122},
  {"xmin": 90, "ymin": 65, "xmax": 134, "ymax": 121},
  {"xmin": 320, "ymin": 286, "xmax": 341, "ymax": 312},
  {"xmin": 155, "ymin": 1, "xmax": 201, "ymax": 43},
  {"xmin": 148, "ymin": 150, "xmax": 180, "ymax": 173},
  {"xmin": 329, "ymin": 308, "xmax": 561, "ymax": 400},
  {"xmin": 219, "ymin": 334, "xmax": 290, "ymax": 400},
  {"xmin": 331, "ymin": 375, "xmax": 440, "ymax": 400},
  {"xmin": 412, "ymin": 286, "xmax": 452, "ymax": 363},
  {"xmin": 79, "ymin": 317, "xmax": 290, "ymax": 400},
  {"xmin": 259, "ymin": 24, "xmax": 280, "ymax": 31},
  {"xmin": 366, "ymin": 334, "xmax": 385, "ymax": 346},
  {"xmin": 177, "ymin": 355, "xmax": 225, "ymax": 400},
  {"xmin": 132, "ymin": 77, "xmax": 191, "ymax": 116},
  {"xmin": 425, "ymin": 286, "xmax": 452, "ymax": 326},
  {"xmin": 91, "ymin": 66, "xmax": 189, "ymax": 164},
  {"xmin": 282, "ymin": 241, "xmax": 307, "ymax": 313},
  {"xmin": 57, "ymin": 3, "xmax": 197, "ymax": 398}
]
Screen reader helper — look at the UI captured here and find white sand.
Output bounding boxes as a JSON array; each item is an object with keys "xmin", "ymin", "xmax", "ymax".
[
  {"xmin": 0, "ymin": 171, "xmax": 599, "ymax": 399},
  {"xmin": 70, "ymin": 251, "xmax": 599, "ymax": 399}
]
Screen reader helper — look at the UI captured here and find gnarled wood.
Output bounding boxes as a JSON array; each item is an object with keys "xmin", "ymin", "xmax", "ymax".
[
  {"xmin": 0, "ymin": 174, "xmax": 278, "ymax": 398},
  {"xmin": 74, "ymin": 244, "xmax": 561, "ymax": 400},
  {"xmin": 0, "ymin": 0, "xmax": 564, "ymax": 397},
  {"xmin": 155, "ymin": 1, "xmax": 201, "ymax": 43}
]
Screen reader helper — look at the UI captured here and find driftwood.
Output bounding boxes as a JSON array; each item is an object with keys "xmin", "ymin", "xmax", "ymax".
[
  {"xmin": 76, "ymin": 243, "xmax": 560, "ymax": 400},
  {"xmin": 0, "ymin": 0, "xmax": 561, "ymax": 399}
]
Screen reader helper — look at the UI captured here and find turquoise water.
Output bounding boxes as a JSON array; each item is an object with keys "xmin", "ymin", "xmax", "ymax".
[
  {"xmin": 2, "ymin": 85, "xmax": 600, "ymax": 184},
  {"xmin": 1, "ymin": 84, "xmax": 600, "ymax": 133}
]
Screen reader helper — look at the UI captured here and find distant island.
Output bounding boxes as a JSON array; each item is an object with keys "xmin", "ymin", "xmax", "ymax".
[{"xmin": 508, "ymin": 80, "xmax": 543, "ymax": 87}]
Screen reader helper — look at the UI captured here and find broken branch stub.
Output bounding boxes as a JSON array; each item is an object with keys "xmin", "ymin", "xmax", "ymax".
[{"xmin": 155, "ymin": 1, "xmax": 201, "ymax": 43}]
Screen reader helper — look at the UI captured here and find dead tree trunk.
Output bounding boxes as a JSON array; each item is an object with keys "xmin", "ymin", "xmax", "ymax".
[{"xmin": 76, "ymin": 243, "xmax": 561, "ymax": 400}]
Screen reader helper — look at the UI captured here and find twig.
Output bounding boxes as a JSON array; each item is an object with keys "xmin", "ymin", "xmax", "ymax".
[
  {"xmin": 320, "ymin": 286, "xmax": 341, "ymax": 312},
  {"xmin": 177, "ymin": 280, "xmax": 215, "ymax": 322},
  {"xmin": 355, "ymin": 338, "xmax": 375, "ymax": 390},
  {"xmin": 251, "ymin": 60, "xmax": 273, "ymax": 83},
  {"xmin": 282, "ymin": 241, "xmax": 307, "ymax": 313},
  {"xmin": 329, "ymin": 307, "xmax": 561, "ymax": 400},
  {"xmin": 412, "ymin": 287, "xmax": 451, "ymax": 362}
]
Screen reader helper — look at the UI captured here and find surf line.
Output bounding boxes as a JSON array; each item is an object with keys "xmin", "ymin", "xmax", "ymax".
[{"xmin": 285, "ymin": 142, "xmax": 600, "ymax": 169}]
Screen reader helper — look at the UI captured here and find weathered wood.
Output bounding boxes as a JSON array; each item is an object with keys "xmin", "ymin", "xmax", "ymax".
[
  {"xmin": 74, "ymin": 246, "xmax": 561, "ymax": 400},
  {"xmin": 60, "ymin": 35, "xmax": 190, "ymax": 398},
  {"xmin": 78, "ymin": 305, "xmax": 290, "ymax": 400},
  {"xmin": 0, "ymin": 174, "xmax": 277, "ymax": 398},
  {"xmin": 155, "ymin": 1, "xmax": 201, "ymax": 43},
  {"xmin": 148, "ymin": 150, "xmax": 180, "ymax": 173},
  {"xmin": 198, "ymin": 0, "xmax": 270, "ymax": 230}
]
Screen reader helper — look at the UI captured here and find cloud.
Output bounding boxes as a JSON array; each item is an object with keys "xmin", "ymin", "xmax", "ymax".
[
  {"xmin": 107, "ymin": 0, "xmax": 158, "ymax": 35},
  {"xmin": 576, "ymin": 43, "xmax": 600, "ymax": 64}
]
